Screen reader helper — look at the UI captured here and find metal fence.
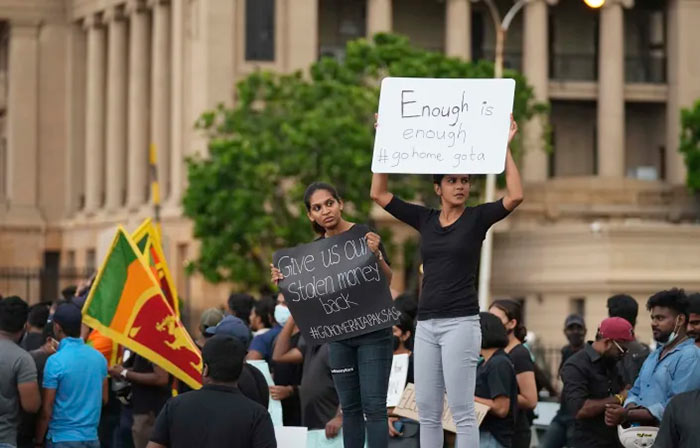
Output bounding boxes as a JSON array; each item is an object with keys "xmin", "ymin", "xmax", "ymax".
[{"xmin": 0, "ymin": 267, "xmax": 94, "ymax": 303}]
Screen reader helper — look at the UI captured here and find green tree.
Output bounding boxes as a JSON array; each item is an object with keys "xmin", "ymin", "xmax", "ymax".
[
  {"xmin": 183, "ymin": 33, "xmax": 544, "ymax": 290},
  {"xmin": 680, "ymin": 99, "xmax": 700, "ymax": 192}
]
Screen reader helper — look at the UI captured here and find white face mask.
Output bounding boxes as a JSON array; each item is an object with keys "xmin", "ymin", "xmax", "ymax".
[
  {"xmin": 274, "ymin": 305, "xmax": 291, "ymax": 326},
  {"xmin": 658, "ymin": 317, "xmax": 682, "ymax": 347}
]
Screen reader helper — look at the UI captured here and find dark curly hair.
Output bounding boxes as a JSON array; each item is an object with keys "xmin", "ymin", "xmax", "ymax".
[{"xmin": 647, "ymin": 288, "xmax": 690, "ymax": 318}]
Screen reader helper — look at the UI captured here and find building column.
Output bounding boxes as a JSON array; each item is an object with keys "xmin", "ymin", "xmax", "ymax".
[
  {"xmin": 597, "ymin": 0, "xmax": 630, "ymax": 177},
  {"xmin": 5, "ymin": 20, "xmax": 40, "ymax": 221},
  {"xmin": 666, "ymin": 0, "xmax": 700, "ymax": 185},
  {"xmin": 285, "ymin": 0, "xmax": 318, "ymax": 72},
  {"xmin": 127, "ymin": 1, "xmax": 151, "ymax": 210},
  {"xmin": 149, "ymin": 0, "xmax": 171, "ymax": 201},
  {"xmin": 64, "ymin": 24, "xmax": 87, "ymax": 217},
  {"xmin": 83, "ymin": 16, "xmax": 107, "ymax": 214},
  {"xmin": 105, "ymin": 8, "xmax": 128, "ymax": 212},
  {"xmin": 522, "ymin": 0, "xmax": 553, "ymax": 182},
  {"xmin": 367, "ymin": 0, "xmax": 392, "ymax": 37},
  {"xmin": 445, "ymin": 0, "xmax": 471, "ymax": 60},
  {"xmin": 167, "ymin": 0, "xmax": 184, "ymax": 208}
]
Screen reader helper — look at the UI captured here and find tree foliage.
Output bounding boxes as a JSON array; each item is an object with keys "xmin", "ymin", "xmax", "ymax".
[
  {"xmin": 183, "ymin": 33, "xmax": 544, "ymax": 290},
  {"xmin": 680, "ymin": 99, "xmax": 700, "ymax": 192}
]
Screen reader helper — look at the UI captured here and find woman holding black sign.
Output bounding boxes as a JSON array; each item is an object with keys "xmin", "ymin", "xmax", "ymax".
[
  {"xmin": 370, "ymin": 116, "xmax": 523, "ymax": 447},
  {"xmin": 271, "ymin": 182, "xmax": 395, "ymax": 448}
]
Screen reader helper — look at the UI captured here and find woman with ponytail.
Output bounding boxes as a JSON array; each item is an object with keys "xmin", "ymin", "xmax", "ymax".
[{"xmin": 489, "ymin": 300, "xmax": 538, "ymax": 448}]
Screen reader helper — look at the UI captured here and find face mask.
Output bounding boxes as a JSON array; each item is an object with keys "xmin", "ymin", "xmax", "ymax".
[
  {"xmin": 657, "ymin": 318, "xmax": 682, "ymax": 347},
  {"xmin": 393, "ymin": 335, "xmax": 401, "ymax": 351},
  {"xmin": 274, "ymin": 305, "xmax": 291, "ymax": 326}
]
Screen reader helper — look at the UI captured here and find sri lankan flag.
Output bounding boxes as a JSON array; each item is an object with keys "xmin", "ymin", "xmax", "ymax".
[
  {"xmin": 82, "ymin": 227, "xmax": 202, "ymax": 390},
  {"xmin": 132, "ymin": 219, "xmax": 179, "ymax": 317}
]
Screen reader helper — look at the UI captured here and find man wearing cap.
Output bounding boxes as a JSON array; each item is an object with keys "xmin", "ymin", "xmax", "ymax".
[
  {"xmin": 206, "ymin": 315, "xmax": 269, "ymax": 408},
  {"xmin": 35, "ymin": 302, "xmax": 108, "ymax": 448},
  {"xmin": 197, "ymin": 308, "xmax": 224, "ymax": 347},
  {"xmin": 540, "ymin": 314, "xmax": 587, "ymax": 448},
  {"xmin": 561, "ymin": 317, "xmax": 633, "ymax": 448}
]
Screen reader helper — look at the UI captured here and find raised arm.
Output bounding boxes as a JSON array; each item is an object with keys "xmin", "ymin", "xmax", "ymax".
[
  {"xmin": 272, "ymin": 316, "xmax": 303, "ymax": 364},
  {"xmin": 371, "ymin": 173, "xmax": 393, "ymax": 208},
  {"xmin": 502, "ymin": 116, "xmax": 524, "ymax": 212}
]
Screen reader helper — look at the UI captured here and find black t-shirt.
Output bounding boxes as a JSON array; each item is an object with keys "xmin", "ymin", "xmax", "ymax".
[
  {"xmin": 475, "ymin": 350, "xmax": 518, "ymax": 448},
  {"xmin": 561, "ymin": 343, "xmax": 625, "ymax": 448},
  {"xmin": 150, "ymin": 384, "xmax": 276, "ymax": 448},
  {"xmin": 508, "ymin": 344, "xmax": 535, "ymax": 433},
  {"xmin": 238, "ymin": 364, "xmax": 270, "ymax": 409},
  {"xmin": 298, "ymin": 337, "xmax": 339, "ymax": 430},
  {"xmin": 384, "ymin": 196, "xmax": 510, "ymax": 320},
  {"xmin": 654, "ymin": 390, "xmax": 700, "ymax": 448},
  {"xmin": 130, "ymin": 355, "xmax": 172, "ymax": 415},
  {"xmin": 21, "ymin": 332, "xmax": 44, "ymax": 352},
  {"xmin": 272, "ymin": 332, "xmax": 303, "ymax": 427}
]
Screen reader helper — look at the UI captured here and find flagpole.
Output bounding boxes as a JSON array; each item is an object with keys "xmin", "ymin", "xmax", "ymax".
[{"xmin": 149, "ymin": 143, "xmax": 162, "ymax": 241}]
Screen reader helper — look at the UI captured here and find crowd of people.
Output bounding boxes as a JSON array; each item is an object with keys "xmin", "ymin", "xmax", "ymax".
[{"xmin": 3, "ymin": 286, "xmax": 699, "ymax": 448}]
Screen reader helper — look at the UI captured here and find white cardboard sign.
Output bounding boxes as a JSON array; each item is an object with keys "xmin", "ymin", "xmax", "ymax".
[
  {"xmin": 386, "ymin": 354, "xmax": 410, "ymax": 408},
  {"xmin": 372, "ymin": 77, "xmax": 515, "ymax": 174}
]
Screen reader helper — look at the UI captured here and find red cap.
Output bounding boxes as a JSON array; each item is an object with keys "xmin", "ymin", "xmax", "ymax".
[{"xmin": 599, "ymin": 317, "xmax": 635, "ymax": 342}]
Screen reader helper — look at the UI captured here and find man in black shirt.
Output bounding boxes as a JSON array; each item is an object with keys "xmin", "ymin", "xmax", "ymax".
[
  {"xmin": 108, "ymin": 354, "xmax": 171, "ymax": 448},
  {"xmin": 607, "ymin": 294, "xmax": 650, "ymax": 387},
  {"xmin": 147, "ymin": 335, "xmax": 276, "ymax": 448},
  {"xmin": 561, "ymin": 317, "xmax": 634, "ymax": 448},
  {"xmin": 273, "ymin": 316, "xmax": 342, "ymax": 438},
  {"xmin": 541, "ymin": 314, "xmax": 587, "ymax": 448},
  {"xmin": 653, "ymin": 389, "xmax": 700, "ymax": 448},
  {"xmin": 207, "ymin": 314, "xmax": 269, "ymax": 408},
  {"xmin": 21, "ymin": 303, "xmax": 50, "ymax": 351}
]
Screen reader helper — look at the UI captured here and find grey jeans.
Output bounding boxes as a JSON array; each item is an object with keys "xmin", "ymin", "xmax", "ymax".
[{"xmin": 414, "ymin": 316, "xmax": 481, "ymax": 448}]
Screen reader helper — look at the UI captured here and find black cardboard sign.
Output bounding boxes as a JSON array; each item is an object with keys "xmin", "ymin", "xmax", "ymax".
[{"xmin": 273, "ymin": 226, "xmax": 400, "ymax": 345}]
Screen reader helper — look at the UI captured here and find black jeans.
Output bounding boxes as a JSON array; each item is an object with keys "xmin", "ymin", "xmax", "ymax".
[{"xmin": 329, "ymin": 328, "xmax": 393, "ymax": 448}]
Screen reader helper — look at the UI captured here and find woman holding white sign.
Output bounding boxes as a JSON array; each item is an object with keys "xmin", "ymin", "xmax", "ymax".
[
  {"xmin": 270, "ymin": 182, "xmax": 395, "ymax": 448},
  {"xmin": 370, "ymin": 116, "xmax": 523, "ymax": 447}
]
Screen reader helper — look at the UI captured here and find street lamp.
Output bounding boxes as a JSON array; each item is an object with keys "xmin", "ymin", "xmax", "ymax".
[
  {"xmin": 476, "ymin": 0, "xmax": 604, "ymax": 310},
  {"xmin": 584, "ymin": 0, "xmax": 606, "ymax": 8}
]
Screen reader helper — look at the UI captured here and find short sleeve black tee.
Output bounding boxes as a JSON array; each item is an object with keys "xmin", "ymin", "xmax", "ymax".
[
  {"xmin": 475, "ymin": 350, "xmax": 518, "ymax": 448},
  {"xmin": 298, "ymin": 338, "xmax": 339, "ymax": 430},
  {"xmin": 238, "ymin": 364, "xmax": 269, "ymax": 409},
  {"xmin": 150, "ymin": 385, "xmax": 276, "ymax": 448},
  {"xmin": 130, "ymin": 355, "xmax": 172, "ymax": 415},
  {"xmin": 508, "ymin": 344, "xmax": 535, "ymax": 431},
  {"xmin": 384, "ymin": 196, "xmax": 510, "ymax": 320}
]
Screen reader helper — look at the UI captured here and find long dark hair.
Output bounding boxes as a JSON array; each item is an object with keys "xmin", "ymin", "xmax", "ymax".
[
  {"xmin": 491, "ymin": 299, "xmax": 527, "ymax": 343},
  {"xmin": 303, "ymin": 182, "xmax": 341, "ymax": 234}
]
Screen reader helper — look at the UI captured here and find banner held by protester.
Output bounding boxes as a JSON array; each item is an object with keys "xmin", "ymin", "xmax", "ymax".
[
  {"xmin": 82, "ymin": 227, "xmax": 203, "ymax": 390},
  {"xmin": 372, "ymin": 77, "xmax": 515, "ymax": 174},
  {"xmin": 273, "ymin": 225, "xmax": 400, "ymax": 345}
]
